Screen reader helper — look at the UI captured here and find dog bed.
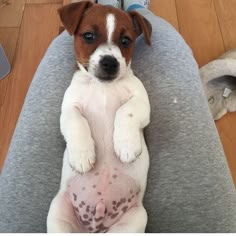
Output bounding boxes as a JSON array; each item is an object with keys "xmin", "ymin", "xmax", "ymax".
[{"xmin": 200, "ymin": 49, "xmax": 236, "ymax": 120}]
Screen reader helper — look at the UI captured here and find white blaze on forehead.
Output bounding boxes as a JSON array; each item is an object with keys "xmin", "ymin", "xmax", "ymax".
[{"xmin": 106, "ymin": 14, "xmax": 116, "ymax": 43}]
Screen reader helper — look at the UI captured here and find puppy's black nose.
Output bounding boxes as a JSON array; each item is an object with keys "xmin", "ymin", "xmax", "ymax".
[{"xmin": 100, "ymin": 56, "xmax": 119, "ymax": 76}]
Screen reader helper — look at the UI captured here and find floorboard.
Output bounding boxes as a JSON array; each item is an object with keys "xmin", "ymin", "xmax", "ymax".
[
  {"xmin": 0, "ymin": 3, "xmax": 61, "ymax": 169},
  {"xmin": 150, "ymin": 0, "xmax": 179, "ymax": 31},
  {"xmin": 216, "ymin": 113, "xmax": 236, "ymax": 184},
  {"xmin": 26, "ymin": 0, "xmax": 62, "ymax": 3},
  {"xmin": 0, "ymin": 0, "xmax": 26, "ymax": 27},
  {"xmin": 176, "ymin": 0, "xmax": 225, "ymax": 67},
  {"xmin": 214, "ymin": 0, "xmax": 236, "ymax": 50},
  {"xmin": 62, "ymin": 0, "xmax": 71, "ymax": 5}
]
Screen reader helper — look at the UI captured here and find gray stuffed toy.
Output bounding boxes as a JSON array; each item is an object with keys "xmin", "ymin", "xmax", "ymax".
[{"xmin": 200, "ymin": 49, "xmax": 236, "ymax": 120}]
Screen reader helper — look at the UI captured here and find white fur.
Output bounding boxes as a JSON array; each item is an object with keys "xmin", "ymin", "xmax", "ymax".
[
  {"xmin": 88, "ymin": 43, "xmax": 127, "ymax": 80},
  {"xmin": 47, "ymin": 15, "xmax": 150, "ymax": 233},
  {"xmin": 106, "ymin": 14, "xmax": 116, "ymax": 43},
  {"xmin": 47, "ymin": 69, "xmax": 150, "ymax": 233}
]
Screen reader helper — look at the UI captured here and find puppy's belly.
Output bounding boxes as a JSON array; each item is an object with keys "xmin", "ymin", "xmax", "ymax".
[{"xmin": 67, "ymin": 167, "xmax": 140, "ymax": 232}]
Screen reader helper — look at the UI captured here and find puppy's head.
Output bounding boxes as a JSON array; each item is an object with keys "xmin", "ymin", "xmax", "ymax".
[{"xmin": 58, "ymin": 1, "xmax": 152, "ymax": 82}]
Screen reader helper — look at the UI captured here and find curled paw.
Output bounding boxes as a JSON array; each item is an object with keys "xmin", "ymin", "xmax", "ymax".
[
  {"xmin": 113, "ymin": 128, "xmax": 142, "ymax": 163},
  {"xmin": 67, "ymin": 141, "xmax": 96, "ymax": 173}
]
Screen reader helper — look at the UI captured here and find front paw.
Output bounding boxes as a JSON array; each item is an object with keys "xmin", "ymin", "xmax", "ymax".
[
  {"xmin": 67, "ymin": 139, "xmax": 96, "ymax": 173},
  {"xmin": 113, "ymin": 127, "xmax": 142, "ymax": 163}
]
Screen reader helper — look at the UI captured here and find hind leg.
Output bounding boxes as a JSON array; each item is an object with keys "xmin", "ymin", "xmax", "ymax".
[
  {"xmin": 47, "ymin": 191, "xmax": 85, "ymax": 233},
  {"xmin": 107, "ymin": 205, "xmax": 147, "ymax": 233}
]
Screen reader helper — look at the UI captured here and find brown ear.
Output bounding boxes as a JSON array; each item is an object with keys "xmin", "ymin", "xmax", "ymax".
[
  {"xmin": 58, "ymin": 1, "xmax": 93, "ymax": 35},
  {"xmin": 129, "ymin": 11, "xmax": 152, "ymax": 45}
]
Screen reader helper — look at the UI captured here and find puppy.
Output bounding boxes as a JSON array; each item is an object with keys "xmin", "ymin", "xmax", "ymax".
[{"xmin": 47, "ymin": 1, "xmax": 152, "ymax": 233}]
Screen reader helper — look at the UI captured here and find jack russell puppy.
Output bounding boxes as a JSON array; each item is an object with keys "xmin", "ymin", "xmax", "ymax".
[{"xmin": 47, "ymin": 1, "xmax": 152, "ymax": 233}]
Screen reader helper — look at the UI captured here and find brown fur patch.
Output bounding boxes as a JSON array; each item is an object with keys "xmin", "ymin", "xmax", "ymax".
[
  {"xmin": 73, "ymin": 5, "xmax": 136, "ymax": 65},
  {"xmin": 58, "ymin": 2, "xmax": 152, "ymax": 69}
]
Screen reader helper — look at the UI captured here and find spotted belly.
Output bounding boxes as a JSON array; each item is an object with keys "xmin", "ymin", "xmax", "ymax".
[{"xmin": 67, "ymin": 168, "xmax": 140, "ymax": 233}]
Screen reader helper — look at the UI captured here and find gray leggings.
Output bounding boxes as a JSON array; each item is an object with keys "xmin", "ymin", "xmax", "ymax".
[{"xmin": 0, "ymin": 9, "xmax": 236, "ymax": 233}]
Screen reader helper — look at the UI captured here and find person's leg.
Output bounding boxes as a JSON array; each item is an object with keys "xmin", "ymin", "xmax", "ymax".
[
  {"xmin": 132, "ymin": 8, "xmax": 236, "ymax": 232},
  {"xmin": 0, "ymin": 7, "xmax": 236, "ymax": 234},
  {"xmin": 0, "ymin": 31, "xmax": 75, "ymax": 232}
]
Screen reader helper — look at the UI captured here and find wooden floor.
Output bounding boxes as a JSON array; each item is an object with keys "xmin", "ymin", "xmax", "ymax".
[{"xmin": 0, "ymin": 0, "xmax": 236, "ymax": 184}]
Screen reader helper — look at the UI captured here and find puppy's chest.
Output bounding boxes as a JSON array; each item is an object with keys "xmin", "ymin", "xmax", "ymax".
[{"xmin": 79, "ymin": 82, "xmax": 132, "ymax": 120}]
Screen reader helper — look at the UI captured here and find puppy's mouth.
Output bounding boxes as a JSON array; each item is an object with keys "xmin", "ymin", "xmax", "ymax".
[{"xmin": 96, "ymin": 74, "xmax": 118, "ymax": 82}]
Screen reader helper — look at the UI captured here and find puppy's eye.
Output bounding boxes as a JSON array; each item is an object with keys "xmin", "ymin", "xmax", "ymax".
[
  {"xmin": 83, "ymin": 32, "xmax": 96, "ymax": 43},
  {"xmin": 120, "ymin": 36, "xmax": 131, "ymax": 48}
]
